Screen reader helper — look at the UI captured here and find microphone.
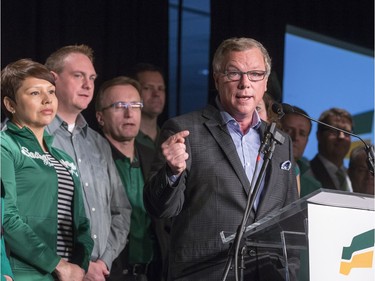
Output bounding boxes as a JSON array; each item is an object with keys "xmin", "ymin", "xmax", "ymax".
[
  {"xmin": 272, "ymin": 102, "xmax": 375, "ymax": 175},
  {"xmin": 271, "ymin": 102, "xmax": 296, "ymax": 117}
]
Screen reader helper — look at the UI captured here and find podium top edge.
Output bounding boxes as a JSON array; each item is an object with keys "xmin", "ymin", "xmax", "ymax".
[{"xmin": 306, "ymin": 189, "xmax": 374, "ymax": 211}]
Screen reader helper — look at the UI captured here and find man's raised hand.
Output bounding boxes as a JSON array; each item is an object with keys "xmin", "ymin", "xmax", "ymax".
[{"xmin": 162, "ymin": 130, "xmax": 190, "ymax": 176}]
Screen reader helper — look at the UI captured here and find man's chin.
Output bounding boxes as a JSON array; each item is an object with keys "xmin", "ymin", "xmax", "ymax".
[
  {"xmin": 144, "ymin": 110, "xmax": 163, "ymax": 118},
  {"xmin": 77, "ymin": 104, "xmax": 90, "ymax": 111}
]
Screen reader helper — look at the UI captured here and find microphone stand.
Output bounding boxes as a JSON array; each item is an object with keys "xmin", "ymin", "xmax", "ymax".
[
  {"xmin": 221, "ymin": 122, "xmax": 285, "ymax": 281},
  {"xmin": 272, "ymin": 102, "xmax": 375, "ymax": 175}
]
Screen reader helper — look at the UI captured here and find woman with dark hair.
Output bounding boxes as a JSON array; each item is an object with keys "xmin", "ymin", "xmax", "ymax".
[{"xmin": 1, "ymin": 59, "xmax": 93, "ymax": 281}]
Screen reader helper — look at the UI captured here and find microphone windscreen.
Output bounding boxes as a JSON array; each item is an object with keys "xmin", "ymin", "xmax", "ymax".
[
  {"xmin": 281, "ymin": 103, "xmax": 295, "ymax": 114},
  {"xmin": 271, "ymin": 103, "xmax": 283, "ymax": 115}
]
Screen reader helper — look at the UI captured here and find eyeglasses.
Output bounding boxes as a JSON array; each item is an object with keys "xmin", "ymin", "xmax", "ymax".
[
  {"xmin": 223, "ymin": 70, "xmax": 267, "ymax": 82},
  {"xmin": 321, "ymin": 127, "xmax": 352, "ymax": 138},
  {"xmin": 101, "ymin": 101, "xmax": 143, "ymax": 111}
]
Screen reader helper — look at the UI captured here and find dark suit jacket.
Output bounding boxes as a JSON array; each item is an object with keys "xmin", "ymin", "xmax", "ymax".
[
  {"xmin": 136, "ymin": 140, "xmax": 155, "ymax": 179},
  {"xmin": 310, "ymin": 154, "xmax": 339, "ymax": 190},
  {"xmin": 144, "ymin": 103, "xmax": 298, "ymax": 281}
]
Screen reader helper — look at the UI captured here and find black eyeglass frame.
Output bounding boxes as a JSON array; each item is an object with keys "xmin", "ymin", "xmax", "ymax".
[{"xmin": 222, "ymin": 70, "xmax": 267, "ymax": 82}]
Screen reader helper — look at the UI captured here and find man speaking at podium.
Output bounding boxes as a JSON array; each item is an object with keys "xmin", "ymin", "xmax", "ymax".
[{"xmin": 144, "ymin": 37, "xmax": 299, "ymax": 281}]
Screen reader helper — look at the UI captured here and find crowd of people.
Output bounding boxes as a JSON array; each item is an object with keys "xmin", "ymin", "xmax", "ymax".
[{"xmin": 1, "ymin": 37, "xmax": 373, "ymax": 281}]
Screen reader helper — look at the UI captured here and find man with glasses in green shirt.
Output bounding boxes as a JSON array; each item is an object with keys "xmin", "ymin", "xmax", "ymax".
[{"xmin": 95, "ymin": 76, "xmax": 161, "ymax": 281}]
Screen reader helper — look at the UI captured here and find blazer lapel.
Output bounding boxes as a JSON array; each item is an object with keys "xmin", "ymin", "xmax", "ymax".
[
  {"xmin": 255, "ymin": 155, "xmax": 276, "ymax": 217},
  {"xmin": 252, "ymin": 122, "xmax": 280, "ymax": 217},
  {"xmin": 202, "ymin": 106, "xmax": 252, "ymax": 195}
]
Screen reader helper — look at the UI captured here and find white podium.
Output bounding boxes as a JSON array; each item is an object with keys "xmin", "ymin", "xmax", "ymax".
[{"xmin": 220, "ymin": 189, "xmax": 375, "ymax": 281}]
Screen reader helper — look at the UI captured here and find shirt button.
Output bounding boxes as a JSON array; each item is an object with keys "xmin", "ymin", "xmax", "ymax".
[
  {"xmin": 93, "ymin": 234, "xmax": 97, "ymax": 239},
  {"xmin": 92, "ymin": 207, "xmax": 96, "ymax": 212},
  {"xmin": 85, "ymin": 182, "xmax": 89, "ymax": 187},
  {"xmin": 78, "ymin": 159, "xmax": 82, "ymax": 162}
]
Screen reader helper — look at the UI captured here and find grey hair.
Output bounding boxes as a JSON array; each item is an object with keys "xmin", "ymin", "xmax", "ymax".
[{"xmin": 212, "ymin": 37, "xmax": 272, "ymax": 77}]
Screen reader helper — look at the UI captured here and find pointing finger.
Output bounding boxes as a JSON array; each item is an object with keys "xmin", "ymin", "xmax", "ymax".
[{"xmin": 165, "ymin": 130, "xmax": 190, "ymax": 146}]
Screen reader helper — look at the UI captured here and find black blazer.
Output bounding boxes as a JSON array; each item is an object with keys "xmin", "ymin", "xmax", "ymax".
[
  {"xmin": 310, "ymin": 154, "xmax": 338, "ymax": 190},
  {"xmin": 144, "ymin": 103, "xmax": 298, "ymax": 280}
]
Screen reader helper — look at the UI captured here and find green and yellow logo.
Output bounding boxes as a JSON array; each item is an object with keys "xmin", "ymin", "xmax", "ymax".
[{"xmin": 340, "ymin": 229, "xmax": 374, "ymax": 275}]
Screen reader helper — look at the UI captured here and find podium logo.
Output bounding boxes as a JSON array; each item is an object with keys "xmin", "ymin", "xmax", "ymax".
[{"xmin": 339, "ymin": 229, "xmax": 374, "ymax": 275}]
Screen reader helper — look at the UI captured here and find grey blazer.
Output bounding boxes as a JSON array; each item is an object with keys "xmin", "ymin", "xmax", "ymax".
[{"xmin": 144, "ymin": 102, "xmax": 298, "ymax": 281}]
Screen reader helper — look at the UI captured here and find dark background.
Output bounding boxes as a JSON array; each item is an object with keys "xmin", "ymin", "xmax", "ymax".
[
  {"xmin": 2, "ymin": 0, "xmax": 373, "ymax": 128},
  {"xmin": 1, "ymin": 0, "xmax": 169, "ymax": 128}
]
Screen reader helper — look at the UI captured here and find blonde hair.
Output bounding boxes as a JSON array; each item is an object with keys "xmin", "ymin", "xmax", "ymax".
[{"xmin": 45, "ymin": 44, "xmax": 94, "ymax": 73}]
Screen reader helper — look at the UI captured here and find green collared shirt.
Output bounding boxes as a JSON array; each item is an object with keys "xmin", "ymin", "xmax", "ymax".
[
  {"xmin": 298, "ymin": 157, "xmax": 323, "ymax": 197},
  {"xmin": 112, "ymin": 146, "xmax": 155, "ymax": 264}
]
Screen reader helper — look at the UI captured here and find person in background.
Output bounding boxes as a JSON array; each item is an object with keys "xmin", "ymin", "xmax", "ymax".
[
  {"xmin": 257, "ymin": 95, "xmax": 300, "ymax": 194},
  {"xmin": 256, "ymin": 92, "xmax": 279, "ymax": 126},
  {"xmin": 95, "ymin": 76, "xmax": 162, "ymax": 281},
  {"xmin": 1, "ymin": 181, "xmax": 13, "ymax": 281},
  {"xmin": 143, "ymin": 37, "xmax": 298, "ymax": 281},
  {"xmin": 132, "ymin": 63, "xmax": 166, "ymax": 150},
  {"xmin": 255, "ymin": 94, "xmax": 268, "ymax": 121},
  {"xmin": 132, "ymin": 63, "xmax": 170, "ymax": 280},
  {"xmin": 348, "ymin": 145, "xmax": 374, "ymax": 195},
  {"xmin": 1, "ymin": 58, "xmax": 93, "ymax": 281},
  {"xmin": 280, "ymin": 106, "xmax": 322, "ymax": 197},
  {"xmin": 45, "ymin": 45, "xmax": 132, "ymax": 281},
  {"xmin": 310, "ymin": 108, "xmax": 353, "ymax": 191}
]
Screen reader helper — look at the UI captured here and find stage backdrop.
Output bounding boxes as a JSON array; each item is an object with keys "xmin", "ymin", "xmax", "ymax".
[{"xmin": 1, "ymin": 0, "xmax": 169, "ymax": 131}]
